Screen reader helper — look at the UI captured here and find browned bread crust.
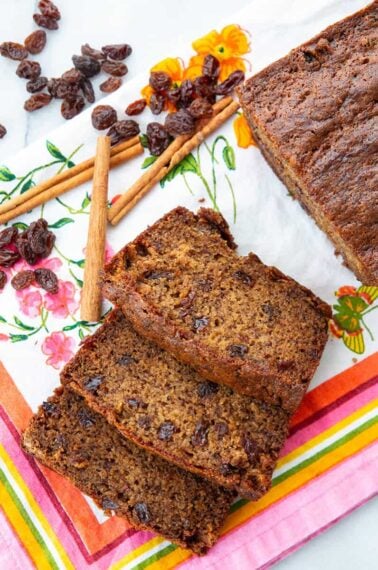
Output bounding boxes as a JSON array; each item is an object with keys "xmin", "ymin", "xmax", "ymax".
[
  {"xmin": 61, "ymin": 309, "xmax": 289, "ymax": 499},
  {"xmin": 103, "ymin": 207, "xmax": 331, "ymax": 414},
  {"xmin": 22, "ymin": 388, "xmax": 234, "ymax": 555},
  {"xmin": 238, "ymin": 1, "xmax": 378, "ymax": 284}
]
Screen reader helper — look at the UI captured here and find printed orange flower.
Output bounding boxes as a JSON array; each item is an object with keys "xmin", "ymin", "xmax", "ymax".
[
  {"xmin": 233, "ymin": 113, "xmax": 255, "ymax": 148},
  {"xmin": 185, "ymin": 24, "xmax": 251, "ymax": 81},
  {"xmin": 141, "ymin": 57, "xmax": 185, "ymax": 111}
]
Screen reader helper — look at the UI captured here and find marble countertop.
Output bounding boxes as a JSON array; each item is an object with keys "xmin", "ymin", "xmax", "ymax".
[{"xmin": 0, "ymin": 0, "xmax": 376, "ymax": 568}]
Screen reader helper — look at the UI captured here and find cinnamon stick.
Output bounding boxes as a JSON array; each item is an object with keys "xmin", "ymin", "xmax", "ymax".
[{"xmin": 80, "ymin": 136, "xmax": 111, "ymax": 322}]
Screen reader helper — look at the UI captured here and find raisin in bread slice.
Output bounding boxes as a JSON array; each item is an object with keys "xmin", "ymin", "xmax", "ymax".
[
  {"xmin": 61, "ymin": 309, "xmax": 289, "ymax": 499},
  {"xmin": 103, "ymin": 207, "xmax": 331, "ymax": 414},
  {"xmin": 22, "ymin": 388, "xmax": 234, "ymax": 555}
]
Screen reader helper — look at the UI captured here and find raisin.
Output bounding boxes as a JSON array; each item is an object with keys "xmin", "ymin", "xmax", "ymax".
[
  {"xmin": 26, "ymin": 76, "xmax": 48, "ymax": 93},
  {"xmin": 165, "ymin": 109, "xmax": 195, "ymax": 137},
  {"xmin": 192, "ymin": 316, "xmax": 209, "ymax": 332},
  {"xmin": 42, "ymin": 401, "xmax": 60, "ymax": 417},
  {"xmin": 215, "ymin": 70, "xmax": 245, "ymax": 95},
  {"xmin": 179, "ymin": 79, "xmax": 195, "ymax": 107},
  {"xmin": 197, "ymin": 381, "xmax": 219, "ymax": 398},
  {"xmin": 0, "ymin": 270, "xmax": 7, "ymax": 289},
  {"xmin": 214, "ymin": 422, "xmax": 229, "ymax": 439},
  {"xmin": 127, "ymin": 397, "xmax": 146, "ymax": 409},
  {"xmin": 188, "ymin": 97, "xmax": 213, "ymax": 119},
  {"xmin": 202, "ymin": 54, "xmax": 220, "ymax": 82},
  {"xmin": 261, "ymin": 302, "xmax": 280, "ymax": 319},
  {"xmin": 0, "ymin": 124, "xmax": 6, "ymax": 138},
  {"xmin": 220, "ymin": 463, "xmax": 239, "ymax": 476},
  {"xmin": 33, "ymin": 14, "xmax": 59, "ymax": 30},
  {"xmin": 149, "ymin": 71, "xmax": 171, "ymax": 93},
  {"xmin": 193, "ymin": 76, "xmax": 215, "ymax": 103},
  {"xmin": 100, "ymin": 77, "xmax": 122, "ymax": 93},
  {"xmin": 125, "ymin": 98, "xmax": 146, "ymax": 116},
  {"xmin": 134, "ymin": 502, "xmax": 150, "ymax": 523},
  {"xmin": 0, "ymin": 42, "xmax": 28, "ymax": 61},
  {"xmin": 277, "ymin": 359, "xmax": 294, "ymax": 371},
  {"xmin": 24, "ymin": 93, "xmax": 52, "ymax": 112},
  {"xmin": 157, "ymin": 421, "xmax": 176, "ymax": 441},
  {"xmin": 61, "ymin": 95, "xmax": 85, "ymax": 119},
  {"xmin": 77, "ymin": 408, "xmax": 96, "ymax": 428},
  {"xmin": 27, "ymin": 219, "xmax": 55, "ymax": 257},
  {"xmin": 242, "ymin": 435, "xmax": 259, "ymax": 463},
  {"xmin": 102, "ymin": 44, "xmax": 132, "ymax": 60},
  {"xmin": 102, "ymin": 60, "xmax": 128, "ymax": 77},
  {"xmin": 143, "ymin": 270, "xmax": 172, "ymax": 279},
  {"xmin": 167, "ymin": 87, "xmax": 181, "ymax": 107},
  {"xmin": 102, "ymin": 498, "xmax": 118, "ymax": 511},
  {"xmin": 0, "ymin": 227, "xmax": 18, "ymax": 248},
  {"xmin": 48, "ymin": 78, "xmax": 79, "ymax": 100},
  {"xmin": 233, "ymin": 270, "xmax": 253, "ymax": 285},
  {"xmin": 191, "ymin": 420, "xmax": 210, "ymax": 447},
  {"xmin": 38, "ymin": 0, "xmax": 61, "ymax": 19},
  {"xmin": 81, "ymin": 43, "xmax": 104, "ymax": 60},
  {"xmin": 146, "ymin": 122, "xmax": 170, "ymax": 156},
  {"xmin": 61, "ymin": 68, "xmax": 82, "ymax": 84},
  {"xmin": 34, "ymin": 268, "xmax": 58, "ymax": 293},
  {"xmin": 303, "ymin": 51, "xmax": 315, "ymax": 63},
  {"xmin": 24, "ymin": 30, "xmax": 46, "ymax": 55},
  {"xmin": 11, "ymin": 270, "xmax": 35, "ymax": 291},
  {"xmin": 149, "ymin": 92, "xmax": 165, "ymax": 115},
  {"xmin": 0, "ymin": 249, "xmax": 20, "ymax": 267},
  {"xmin": 228, "ymin": 344, "xmax": 248, "ymax": 357},
  {"xmin": 16, "ymin": 60, "xmax": 41, "ymax": 80},
  {"xmin": 106, "ymin": 119, "xmax": 140, "ymax": 145},
  {"xmin": 84, "ymin": 375, "xmax": 104, "ymax": 392},
  {"xmin": 72, "ymin": 55, "xmax": 101, "ymax": 78},
  {"xmin": 80, "ymin": 77, "xmax": 95, "ymax": 103},
  {"xmin": 117, "ymin": 353, "xmax": 136, "ymax": 366},
  {"xmin": 91, "ymin": 105, "xmax": 117, "ymax": 130},
  {"xmin": 16, "ymin": 235, "xmax": 37, "ymax": 265},
  {"xmin": 137, "ymin": 415, "xmax": 151, "ymax": 429}
]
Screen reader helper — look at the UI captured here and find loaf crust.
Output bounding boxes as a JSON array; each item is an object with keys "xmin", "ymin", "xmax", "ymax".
[
  {"xmin": 238, "ymin": 1, "xmax": 378, "ymax": 284},
  {"xmin": 103, "ymin": 207, "xmax": 331, "ymax": 414}
]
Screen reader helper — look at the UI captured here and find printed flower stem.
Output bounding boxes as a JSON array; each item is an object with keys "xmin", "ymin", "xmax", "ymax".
[
  {"xmin": 1, "ymin": 160, "xmax": 63, "ymax": 203},
  {"xmin": 225, "ymin": 173, "xmax": 237, "ymax": 223},
  {"xmin": 196, "ymin": 147, "xmax": 218, "ymax": 210},
  {"xmin": 361, "ymin": 317, "xmax": 374, "ymax": 341},
  {"xmin": 55, "ymin": 196, "xmax": 90, "ymax": 215},
  {"xmin": 56, "ymin": 144, "xmax": 84, "ymax": 175},
  {"xmin": 182, "ymin": 173, "xmax": 194, "ymax": 195}
]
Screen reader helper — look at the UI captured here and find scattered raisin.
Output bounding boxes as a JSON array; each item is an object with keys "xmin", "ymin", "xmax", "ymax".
[
  {"xmin": 106, "ymin": 119, "xmax": 139, "ymax": 145},
  {"xmin": 165, "ymin": 109, "xmax": 195, "ymax": 137},
  {"xmin": 72, "ymin": 55, "xmax": 101, "ymax": 78},
  {"xmin": 137, "ymin": 415, "xmax": 151, "ymax": 429},
  {"xmin": 157, "ymin": 421, "xmax": 176, "ymax": 441},
  {"xmin": 102, "ymin": 44, "xmax": 132, "ymax": 60},
  {"xmin": 167, "ymin": 87, "xmax": 181, "ymax": 107},
  {"xmin": 61, "ymin": 95, "xmax": 85, "ymax": 119},
  {"xmin": 24, "ymin": 30, "xmax": 47, "ymax": 55},
  {"xmin": 191, "ymin": 420, "xmax": 210, "ymax": 447},
  {"xmin": 38, "ymin": 0, "xmax": 61, "ymax": 20},
  {"xmin": 27, "ymin": 218, "xmax": 55, "ymax": 257},
  {"xmin": 91, "ymin": 105, "xmax": 117, "ymax": 130},
  {"xmin": 11, "ymin": 270, "xmax": 35, "ymax": 291},
  {"xmin": 0, "ymin": 250, "xmax": 20, "ymax": 268},
  {"xmin": 149, "ymin": 71, "xmax": 171, "ymax": 93},
  {"xmin": 179, "ymin": 79, "xmax": 195, "ymax": 107},
  {"xmin": 202, "ymin": 54, "xmax": 220, "ymax": 82},
  {"xmin": 149, "ymin": 92, "xmax": 165, "ymax": 115},
  {"xmin": 34, "ymin": 268, "xmax": 58, "ymax": 293},
  {"xmin": 193, "ymin": 76, "xmax": 215, "ymax": 103},
  {"xmin": 0, "ymin": 124, "xmax": 6, "ymax": 138},
  {"xmin": 214, "ymin": 422, "xmax": 229, "ymax": 439},
  {"xmin": 242, "ymin": 435, "xmax": 259, "ymax": 463},
  {"xmin": 228, "ymin": 344, "xmax": 248, "ymax": 357},
  {"xmin": 188, "ymin": 97, "xmax": 213, "ymax": 119},
  {"xmin": 16, "ymin": 235, "xmax": 37, "ymax": 265},
  {"xmin": 0, "ymin": 227, "xmax": 18, "ymax": 248},
  {"xmin": 0, "ymin": 271, "xmax": 7, "ymax": 289},
  {"xmin": 61, "ymin": 68, "xmax": 82, "ymax": 84},
  {"xmin": 84, "ymin": 375, "xmax": 104, "ymax": 392},
  {"xmin": 80, "ymin": 77, "xmax": 95, "ymax": 103},
  {"xmin": 197, "ymin": 381, "xmax": 219, "ymax": 398},
  {"xmin": 215, "ymin": 70, "xmax": 245, "ymax": 95},
  {"xmin": 0, "ymin": 42, "xmax": 28, "ymax": 61},
  {"xmin": 146, "ymin": 122, "xmax": 170, "ymax": 156},
  {"xmin": 24, "ymin": 93, "xmax": 52, "ymax": 112},
  {"xmin": 16, "ymin": 60, "xmax": 41, "ymax": 80},
  {"xmin": 134, "ymin": 502, "xmax": 150, "ymax": 523},
  {"xmin": 117, "ymin": 354, "xmax": 136, "ymax": 366},
  {"xmin": 102, "ymin": 498, "xmax": 118, "ymax": 511},
  {"xmin": 48, "ymin": 78, "xmax": 79, "ymax": 100},
  {"xmin": 102, "ymin": 60, "xmax": 128, "ymax": 77},
  {"xmin": 100, "ymin": 77, "xmax": 122, "ymax": 93},
  {"xmin": 26, "ymin": 76, "xmax": 48, "ymax": 93},
  {"xmin": 77, "ymin": 408, "xmax": 96, "ymax": 428},
  {"xmin": 192, "ymin": 316, "xmax": 209, "ymax": 332},
  {"xmin": 81, "ymin": 43, "xmax": 104, "ymax": 60},
  {"xmin": 233, "ymin": 270, "xmax": 253, "ymax": 285},
  {"xmin": 33, "ymin": 14, "xmax": 59, "ymax": 30},
  {"xmin": 125, "ymin": 98, "xmax": 146, "ymax": 116}
]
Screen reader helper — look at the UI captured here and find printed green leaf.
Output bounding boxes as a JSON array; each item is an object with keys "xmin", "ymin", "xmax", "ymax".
[
  {"xmin": 12, "ymin": 222, "xmax": 28, "ymax": 230},
  {"xmin": 46, "ymin": 140, "xmax": 66, "ymax": 161},
  {"xmin": 67, "ymin": 160, "xmax": 75, "ymax": 168},
  {"xmin": 141, "ymin": 155, "xmax": 158, "ymax": 169},
  {"xmin": 160, "ymin": 164, "xmax": 181, "ymax": 188},
  {"xmin": 81, "ymin": 193, "xmax": 91, "ymax": 208},
  {"xmin": 333, "ymin": 296, "xmax": 368, "ymax": 333},
  {"xmin": 222, "ymin": 145, "xmax": 236, "ymax": 170},
  {"xmin": 14, "ymin": 316, "xmax": 35, "ymax": 331},
  {"xmin": 0, "ymin": 315, "xmax": 6, "ymax": 323},
  {"xmin": 69, "ymin": 270, "xmax": 83, "ymax": 288},
  {"xmin": 72, "ymin": 259, "xmax": 85, "ymax": 268},
  {"xmin": 78, "ymin": 329, "xmax": 85, "ymax": 341},
  {"xmin": 48, "ymin": 217, "xmax": 74, "ymax": 229},
  {"xmin": 179, "ymin": 153, "xmax": 198, "ymax": 174},
  {"xmin": 139, "ymin": 134, "xmax": 148, "ymax": 148},
  {"xmin": 0, "ymin": 166, "xmax": 16, "ymax": 182},
  {"xmin": 20, "ymin": 179, "xmax": 35, "ymax": 194},
  {"xmin": 10, "ymin": 333, "xmax": 29, "ymax": 342}
]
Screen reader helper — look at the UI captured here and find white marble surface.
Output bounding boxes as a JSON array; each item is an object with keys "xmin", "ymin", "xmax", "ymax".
[{"xmin": 0, "ymin": 1, "xmax": 376, "ymax": 568}]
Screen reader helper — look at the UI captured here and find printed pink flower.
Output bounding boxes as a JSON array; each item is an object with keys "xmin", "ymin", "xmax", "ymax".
[
  {"xmin": 44, "ymin": 280, "xmax": 79, "ymax": 318},
  {"xmin": 13, "ymin": 256, "xmax": 62, "ymax": 274},
  {"xmin": 0, "ymin": 333, "xmax": 9, "ymax": 341},
  {"xmin": 42, "ymin": 331, "xmax": 75, "ymax": 369},
  {"xmin": 16, "ymin": 289, "xmax": 43, "ymax": 318}
]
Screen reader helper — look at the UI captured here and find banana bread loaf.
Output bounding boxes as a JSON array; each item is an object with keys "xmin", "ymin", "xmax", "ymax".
[
  {"xmin": 61, "ymin": 309, "xmax": 289, "ymax": 499},
  {"xmin": 103, "ymin": 207, "xmax": 331, "ymax": 414},
  {"xmin": 238, "ymin": 1, "xmax": 378, "ymax": 284},
  {"xmin": 22, "ymin": 389, "xmax": 234, "ymax": 555}
]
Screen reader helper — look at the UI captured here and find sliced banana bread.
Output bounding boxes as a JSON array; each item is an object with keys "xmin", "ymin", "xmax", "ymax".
[
  {"xmin": 22, "ymin": 388, "xmax": 234, "ymax": 555},
  {"xmin": 103, "ymin": 207, "xmax": 331, "ymax": 414},
  {"xmin": 61, "ymin": 309, "xmax": 289, "ymax": 499}
]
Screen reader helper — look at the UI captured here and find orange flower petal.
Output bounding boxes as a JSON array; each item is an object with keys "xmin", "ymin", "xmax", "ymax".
[
  {"xmin": 233, "ymin": 113, "xmax": 255, "ymax": 148},
  {"xmin": 184, "ymin": 54, "xmax": 205, "ymax": 80},
  {"xmin": 192, "ymin": 30, "xmax": 220, "ymax": 56},
  {"xmin": 221, "ymin": 25, "xmax": 250, "ymax": 56},
  {"xmin": 150, "ymin": 57, "xmax": 184, "ymax": 83},
  {"xmin": 218, "ymin": 57, "xmax": 247, "ymax": 81}
]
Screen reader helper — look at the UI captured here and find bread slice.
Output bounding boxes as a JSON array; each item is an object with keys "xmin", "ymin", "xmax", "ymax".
[
  {"xmin": 61, "ymin": 309, "xmax": 289, "ymax": 499},
  {"xmin": 103, "ymin": 207, "xmax": 331, "ymax": 414},
  {"xmin": 22, "ymin": 388, "xmax": 234, "ymax": 555},
  {"xmin": 237, "ymin": 2, "xmax": 378, "ymax": 284}
]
